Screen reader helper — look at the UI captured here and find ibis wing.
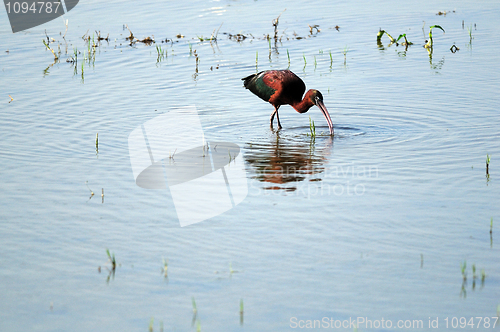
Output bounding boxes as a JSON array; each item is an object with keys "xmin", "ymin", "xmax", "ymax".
[{"xmin": 242, "ymin": 71, "xmax": 277, "ymax": 103}]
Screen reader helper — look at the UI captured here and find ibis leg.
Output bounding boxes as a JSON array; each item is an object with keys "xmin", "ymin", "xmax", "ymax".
[{"xmin": 269, "ymin": 106, "xmax": 282, "ymax": 130}]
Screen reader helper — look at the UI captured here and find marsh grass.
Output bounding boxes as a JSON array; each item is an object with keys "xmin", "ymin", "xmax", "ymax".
[
  {"xmin": 149, "ymin": 317, "xmax": 154, "ymax": 332},
  {"xmin": 466, "ymin": 24, "xmax": 473, "ymax": 42},
  {"xmin": 240, "ymin": 299, "xmax": 244, "ymax": 325},
  {"xmin": 85, "ymin": 181, "xmax": 94, "ymax": 200},
  {"xmin": 307, "ymin": 116, "xmax": 316, "ymax": 138},
  {"xmin": 342, "ymin": 46, "xmax": 349, "ymax": 65},
  {"xmin": 191, "ymin": 296, "xmax": 198, "ymax": 327},
  {"xmin": 377, "ymin": 29, "xmax": 396, "ymax": 44},
  {"xmin": 42, "ymin": 39, "xmax": 59, "ymax": 60},
  {"xmin": 162, "ymin": 258, "xmax": 168, "ymax": 277},
  {"xmin": 192, "ymin": 297, "xmax": 197, "ymax": 315},
  {"xmin": 106, "ymin": 249, "xmax": 116, "ymax": 270},
  {"xmin": 460, "ymin": 260, "xmax": 467, "ymax": 281},
  {"xmin": 397, "ymin": 33, "xmax": 413, "ymax": 46},
  {"xmin": 424, "ymin": 25, "xmax": 445, "ymax": 49},
  {"xmin": 486, "ymin": 154, "xmax": 490, "ymax": 175}
]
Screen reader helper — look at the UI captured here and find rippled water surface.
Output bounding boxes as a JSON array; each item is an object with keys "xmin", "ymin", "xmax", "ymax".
[{"xmin": 1, "ymin": 0, "xmax": 500, "ymax": 331}]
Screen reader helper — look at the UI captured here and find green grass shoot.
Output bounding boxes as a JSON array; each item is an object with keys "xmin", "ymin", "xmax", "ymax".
[
  {"xmin": 287, "ymin": 49, "xmax": 290, "ymax": 66},
  {"xmin": 329, "ymin": 50, "xmax": 333, "ymax": 66},
  {"xmin": 149, "ymin": 317, "xmax": 154, "ymax": 332},
  {"xmin": 192, "ymin": 296, "xmax": 197, "ymax": 314},
  {"xmin": 162, "ymin": 257, "xmax": 168, "ymax": 277},
  {"xmin": 240, "ymin": 299, "xmax": 244, "ymax": 314},
  {"xmin": 460, "ymin": 260, "xmax": 467, "ymax": 280},
  {"xmin": 106, "ymin": 249, "xmax": 116, "ymax": 270},
  {"xmin": 397, "ymin": 33, "xmax": 413, "ymax": 45},
  {"xmin": 472, "ymin": 264, "xmax": 477, "ymax": 279},
  {"xmin": 42, "ymin": 40, "xmax": 59, "ymax": 60},
  {"xmin": 466, "ymin": 24, "xmax": 473, "ymax": 41},
  {"xmin": 491, "ymin": 217, "xmax": 493, "ymax": 234},
  {"xmin": 196, "ymin": 319, "xmax": 201, "ymax": 332},
  {"xmin": 486, "ymin": 154, "xmax": 490, "ymax": 175},
  {"xmin": 314, "ymin": 55, "xmax": 317, "ymax": 68},
  {"xmin": 376, "ymin": 29, "xmax": 396, "ymax": 43},
  {"xmin": 309, "ymin": 116, "xmax": 316, "ymax": 137},
  {"xmin": 425, "ymin": 25, "xmax": 445, "ymax": 49},
  {"xmin": 229, "ymin": 262, "xmax": 234, "ymax": 274},
  {"xmin": 481, "ymin": 269, "xmax": 486, "ymax": 282},
  {"xmin": 303, "ymin": 53, "xmax": 307, "ymax": 65}
]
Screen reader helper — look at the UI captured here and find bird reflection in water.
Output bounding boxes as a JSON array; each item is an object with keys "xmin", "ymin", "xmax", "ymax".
[{"xmin": 244, "ymin": 135, "xmax": 333, "ymax": 191}]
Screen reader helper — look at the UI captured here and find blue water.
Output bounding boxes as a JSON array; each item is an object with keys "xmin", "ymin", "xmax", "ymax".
[{"xmin": 1, "ymin": 0, "xmax": 499, "ymax": 331}]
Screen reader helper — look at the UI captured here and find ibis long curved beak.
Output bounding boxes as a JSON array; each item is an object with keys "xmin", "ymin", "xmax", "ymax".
[{"xmin": 316, "ymin": 99, "xmax": 334, "ymax": 136}]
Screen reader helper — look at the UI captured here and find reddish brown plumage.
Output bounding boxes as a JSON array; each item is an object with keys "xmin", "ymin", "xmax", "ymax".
[{"xmin": 242, "ymin": 69, "xmax": 334, "ymax": 135}]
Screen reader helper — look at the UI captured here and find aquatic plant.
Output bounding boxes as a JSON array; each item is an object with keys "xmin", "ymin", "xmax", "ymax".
[
  {"xmin": 309, "ymin": 116, "xmax": 316, "ymax": 137},
  {"xmin": 149, "ymin": 317, "xmax": 154, "ymax": 332},
  {"xmin": 106, "ymin": 248, "xmax": 116, "ymax": 270},
  {"xmin": 424, "ymin": 25, "xmax": 445, "ymax": 49},
  {"xmin": 376, "ymin": 29, "xmax": 396, "ymax": 44},
  {"xmin": 466, "ymin": 24, "xmax": 473, "ymax": 42},
  {"xmin": 397, "ymin": 33, "xmax": 413, "ymax": 46},
  {"xmin": 342, "ymin": 46, "xmax": 349, "ymax": 64},
  {"xmin": 460, "ymin": 260, "xmax": 467, "ymax": 281},
  {"xmin": 86, "ymin": 180, "xmax": 94, "ymax": 199},
  {"xmin": 192, "ymin": 297, "xmax": 197, "ymax": 314},
  {"xmin": 240, "ymin": 298, "xmax": 244, "ymax": 325},
  {"xmin": 162, "ymin": 258, "xmax": 168, "ymax": 277},
  {"xmin": 42, "ymin": 39, "xmax": 59, "ymax": 60},
  {"xmin": 486, "ymin": 154, "xmax": 490, "ymax": 175},
  {"xmin": 287, "ymin": 49, "xmax": 290, "ymax": 67}
]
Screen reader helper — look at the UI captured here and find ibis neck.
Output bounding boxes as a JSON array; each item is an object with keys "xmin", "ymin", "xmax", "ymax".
[{"xmin": 291, "ymin": 97, "xmax": 315, "ymax": 114}]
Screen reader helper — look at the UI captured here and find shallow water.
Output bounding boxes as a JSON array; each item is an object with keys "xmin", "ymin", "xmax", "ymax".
[{"xmin": 1, "ymin": 0, "xmax": 499, "ymax": 331}]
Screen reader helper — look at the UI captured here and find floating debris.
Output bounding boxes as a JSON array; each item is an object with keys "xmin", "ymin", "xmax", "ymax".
[
  {"xmin": 450, "ymin": 44, "xmax": 460, "ymax": 53},
  {"xmin": 308, "ymin": 24, "xmax": 320, "ymax": 34}
]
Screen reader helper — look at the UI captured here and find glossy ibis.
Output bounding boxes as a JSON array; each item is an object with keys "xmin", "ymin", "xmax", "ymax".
[{"xmin": 242, "ymin": 70, "xmax": 334, "ymax": 135}]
